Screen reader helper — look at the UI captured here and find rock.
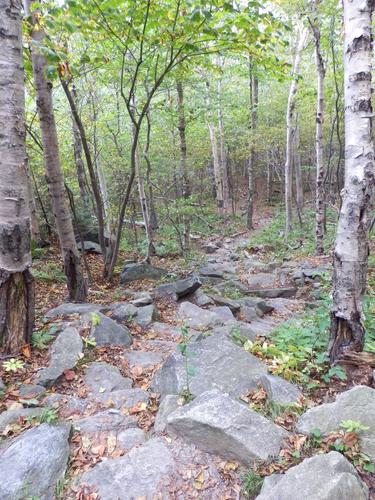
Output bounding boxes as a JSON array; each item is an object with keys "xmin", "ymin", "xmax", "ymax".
[
  {"xmin": 134, "ymin": 304, "xmax": 159, "ymax": 327},
  {"xmin": 214, "ymin": 320, "xmax": 258, "ymax": 342},
  {"xmin": 240, "ymin": 305, "xmax": 261, "ymax": 321},
  {"xmin": 175, "ymin": 274, "xmax": 202, "ymax": 298},
  {"xmin": 256, "ymin": 451, "xmax": 369, "ymax": 500},
  {"xmin": 130, "ymin": 292, "xmax": 153, "ymax": 306},
  {"xmin": 117, "ymin": 427, "xmax": 145, "ymax": 450},
  {"xmin": 241, "ymin": 298, "xmax": 274, "ymax": 314},
  {"xmin": 193, "ymin": 289, "xmax": 214, "ymax": 307},
  {"xmin": 86, "ymin": 312, "xmax": 132, "ymax": 346},
  {"xmin": 45, "ymin": 302, "xmax": 104, "ymax": 319},
  {"xmin": 203, "ymin": 242, "xmax": 219, "ymax": 254},
  {"xmin": 250, "ymin": 287, "xmax": 297, "ymax": 299},
  {"xmin": 177, "ymin": 301, "xmax": 226, "ymax": 329},
  {"xmin": 154, "ymin": 395, "xmax": 181, "ymax": 433},
  {"xmin": 155, "ymin": 283, "xmax": 178, "ymax": 301},
  {"xmin": 296, "ymin": 386, "xmax": 375, "ymax": 460},
  {"xmin": 0, "ymin": 378, "xmax": 5, "ymax": 392},
  {"xmin": 35, "ymin": 327, "xmax": 83, "ymax": 387},
  {"xmin": 109, "ymin": 302, "xmax": 138, "ymax": 321},
  {"xmin": 200, "ymin": 265, "xmax": 224, "ymax": 279},
  {"xmin": 149, "ymin": 322, "xmax": 183, "ymax": 340},
  {"xmin": 77, "ymin": 240, "xmax": 102, "ymax": 254},
  {"xmin": 120, "ymin": 262, "xmax": 168, "ymax": 284},
  {"xmin": 247, "ymin": 272, "xmax": 276, "ymax": 289},
  {"xmin": 84, "ymin": 362, "xmax": 132, "ymax": 395},
  {"xmin": 74, "ymin": 410, "xmax": 137, "ymax": 434},
  {"xmin": 0, "ymin": 407, "xmax": 45, "ymax": 432},
  {"xmin": 78, "ymin": 438, "xmax": 175, "ymax": 498},
  {"xmin": 19, "ymin": 384, "xmax": 46, "ymax": 399},
  {"xmin": 0, "ymin": 423, "xmax": 71, "ymax": 500},
  {"xmin": 210, "ymin": 294, "xmax": 241, "ymax": 312},
  {"xmin": 214, "ymin": 279, "xmax": 248, "ymax": 296},
  {"xmin": 43, "ymin": 393, "xmax": 88, "ymax": 417},
  {"xmin": 94, "ymin": 388, "xmax": 149, "ymax": 409},
  {"xmin": 124, "ymin": 350, "xmax": 163, "ymax": 369},
  {"xmin": 208, "ymin": 305, "xmax": 235, "ymax": 322},
  {"xmin": 152, "ymin": 332, "xmax": 267, "ymax": 398},
  {"xmin": 167, "ymin": 389, "xmax": 288, "ymax": 465},
  {"xmin": 261, "ymin": 374, "xmax": 302, "ymax": 405}
]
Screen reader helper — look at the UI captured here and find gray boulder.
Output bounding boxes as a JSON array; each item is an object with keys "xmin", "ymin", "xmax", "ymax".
[
  {"xmin": 0, "ymin": 407, "xmax": 45, "ymax": 432},
  {"xmin": 240, "ymin": 305, "xmax": 261, "ymax": 321},
  {"xmin": 209, "ymin": 305, "xmax": 235, "ymax": 322},
  {"xmin": 94, "ymin": 388, "xmax": 149, "ymax": 410},
  {"xmin": 155, "ymin": 283, "xmax": 178, "ymax": 301},
  {"xmin": 167, "ymin": 389, "xmax": 288, "ymax": 465},
  {"xmin": 177, "ymin": 302, "xmax": 225, "ymax": 329},
  {"xmin": 19, "ymin": 384, "xmax": 46, "ymax": 399},
  {"xmin": 0, "ymin": 423, "xmax": 71, "ymax": 500},
  {"xmin": 193, "ymin": 289, "xmax": 214, "ymax": 306},
  {"xmin": 117, "ymin": 427, "xmax": 145, "ymax": 450},
  {"xmin": 296, "ymin": 385, "xmax": 375, "ymax": 460},
  {"xmin": 261, "ymin": 374, "xmax": 302, "ymax": 405},
  {"xmin": 203, "ymin": 242, "xmax": 219, "ymax": 254},
  {"xmin": 84, "ymin": 362, "xmax": 132, "ymax": 395},
  {"xmin": 210, "ymin": 294, "xmax": 241, "ymax": 312},
  {"xmin": 120, "ymin": 262, "xmax": 168, "ymax": 284},
  {"xmin": 241, "ymin": 298, "xmax": 274, "ymax": 314},
  {"xmin": 35, "ymin": 327, "xmax": 83, "ymax": 387},
  {"xmin": 45, "ymin": 302, "xmax": 104, "ymax": 319},
  {"xmin": 256, "ymin": 451, "xmax": 369, "ymax": 500},
  {"xmin": 86, "ymin": 312, "xmax": 132, "ymax": 346},
  {"xmin": 152, "ymin": 332, "xmax": 267, "ymax": 398},
  {"xmin": 134, "ymin": 304, "xmax": 159, "ymax": 327},
  {"xmin": 130, "ymin": 292, "xmax": 153, "ymax": 306},
  {"xmin": 74, "ymin": 409, "xmax": 137, "ymax": 434},
  {"xmin": 124, "ymin": 350, "xmax": 163, "ymax": 369},
  {"xmin": 109, "ymin": 302, "xmax": 138, "ymax": 321},
  {"xmin": 200, "ymin": 265, "xmax": 224, "ymax": 279},
  {"xmin": 213, "ymin": 320, "xmax": 258, "ymax": 342},
  {"xmin": 77, "ymin": 240, "xmax": 102, "ymax": 254},
  {"xmin": 247, "ymin": 272, "xmax": 275, "ymax": 289},
  {"xmin": 250, "ymin": 287, "xmax": 297, "ymax": 298},
  {"xmin": 154, "ymin": 395, "xmax": 181, "ymax": 433},
  {"xmin": 77, "ymin": 438, "xmax": 175, "ymax": 499},
  {"xmin": 156, "ymin": 274, "xmax": 202, "ymax": 301}
]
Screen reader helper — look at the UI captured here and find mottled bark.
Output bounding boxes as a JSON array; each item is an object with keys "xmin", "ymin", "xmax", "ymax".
[
  {"xmin": 25, "ymin": 0, "xmax": 86, "ymax": 302},
  {"xmin": 310, "ymin": 6, "xmax": 326, "ymax": 255},
  {"xmin": 285, "ymin": 27, "xmax": 307, "ymax": 235},
  {"xmin": 0, "ymin": 0, "xmax": 34, "ymax": 352},
  {"xmin": 329, "ymin": 0, "xmax": 375, "ymax": 362},
  {"xmin": 177, "ymin": 80, "xmax": 191, "ymax": 250},
  {"xmin": 217, "ymin": 77, "xmax": 230, "ymax": 214},
  {"xmin": 247, "ymin": 60, "xmax": 258, "ymax": 230},
  {"xmin": 293, "ymin": 123, "xmax": 304, "ymax": 224}
]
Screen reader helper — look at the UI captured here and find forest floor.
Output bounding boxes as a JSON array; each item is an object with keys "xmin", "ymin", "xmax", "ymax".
[{"xmin": 0, "ymin": 203, "xmax": 374, "ymax": 499}]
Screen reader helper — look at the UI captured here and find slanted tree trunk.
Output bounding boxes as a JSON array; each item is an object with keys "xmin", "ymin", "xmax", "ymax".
[
  {"xmin": 0, "ymin": 0, "xmax": 34, "ymax": 353},
  {"xmin": 144, "ymin": 110, "xmax": 158, "ymax": 231},
  {"xmin": 176, "ymin": 80, "xmax": 191, "ymax": 250},
  {"xmin": 217, "ymin": 77, "xmax": 230, "ymax": 214},
  {"xmin": 25, "ymin": 0, "xmax": 86, "ymax": 302},
  {"xmin": 205, "ymin": 80, "xmax": 224, "ymax": 216},
  {"xmin": 310, "ymin": 8, "xmax": 326, "ymax": 255},
  {"xmin": 285, "ymin": 26, "xmax": 307, "ymax": 236},
  {"xmin": 247, "ymin": 59, "xmax": 259, "ymax": 230},
  {"xmin": 328, "ymin": 0, "xmax": 375, "ymax": 362}
]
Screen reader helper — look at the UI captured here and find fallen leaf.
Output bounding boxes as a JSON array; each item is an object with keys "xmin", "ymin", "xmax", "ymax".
[{"xmin": 64, "ymin": 369, "xmax": 75, "ymax": 381}]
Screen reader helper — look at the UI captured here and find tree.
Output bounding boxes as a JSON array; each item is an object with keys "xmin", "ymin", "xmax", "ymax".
[
  {"xmin": 328, "ymin": 0, "xmax": 375, "ymax": 362},
  {"xmin": 247, "ymin": 57, "xmax": 259, "ymax": 230},
  {"xmin": 0, "ymin": 0, "xmax": 34, "ymax": 353},
  {"xmin": 25, "ymin": 0, "xmax": 87, "ymax": 302}
]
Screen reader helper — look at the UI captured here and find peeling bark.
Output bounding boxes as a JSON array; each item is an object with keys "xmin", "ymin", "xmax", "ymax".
[
  {"xmin": 0, "ymin": 0, "xmax": 34, "ymax": 352},
  {"xmin": 329, "ymin": 0, "xmax": 375, "ymax": 362}
]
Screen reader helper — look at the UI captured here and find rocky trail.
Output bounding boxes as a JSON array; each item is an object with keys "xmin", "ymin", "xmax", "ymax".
[{"xmin": 0, "ymin": 231, "xmax": 374, "ymax": 500}]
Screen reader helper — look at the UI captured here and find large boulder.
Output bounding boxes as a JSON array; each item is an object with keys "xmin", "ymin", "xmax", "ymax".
[
  {"xmin": 94, "ymin": 388, "xmax": 149, "ymax": 410},
  {"xmin": 247, "ymin": 272, "xmax": 276, "ymax": 289},
  {"xmin": 213, "ymin": 320, "xmax": 258, "ymax": 342},
  {"xmin": 250, "ymin": 287, "xmax": 297, "ymax": 299},
  {"xmin": 84, "ymin": 362, "xmax": 132, "ymax": 395},
  {"xmin": 256, "ymin": 451, "xmax": 369, "ymax": 500},
  {"xmin": 260, "ymin": 374, "xmax": 302, "ymax": 405},
  {"xmin": 210, "ymin": 294, "xmax": 241, "ymax": 312},
  {"xmin": 0, "ymin": 423, "xmax": 71, "ymax": 500},
  {"xmin": 296, "ymin": 386, "xmax": 375, "ymax": 460},
  {"xmin": 74, "ymin": 409, "xmax": 137, "ymax": 435},
  {"xmin": 45, "ymin": 302, "xmax": 104, "ymax": 319},
  {"xmin": 77, "ymin": 437, "xmax": 175, "ymax": 498},
  {"xmin": 120, "ymin": 262, "xmax": 168, "ymax": 284},
  {"xmin": 35, "ymin": 327, "xmax": 83, "ymax": 387},
  {"xmin": 154, "ymin": 395, "xmax": 181, "ymax": 433},
  {"xmin": 156, "ymin": 274, "xmax": 202, "ymax": 301},
  {"xmin": 177, "ymin": 302, "xmax": 225, "ymax": 329},
  {"xmin": 86, "ymin": 312, "xmax": 132, "ymax": 346},
  {"xmin": 208, "ymin": 305, "xmax": 235, "ymax": 322},
  {"xmin": 152, "ymin": 332, "xmax": 267, "ymax": 398},
  {"xmin": 124, "ymin": 350, "xmax": 163, "ymax": 369},
  {"xmin": 167, "ymin": 389, "xmax": 288, "ymax": 465},
  {"xmin": 109, "ymin": 302, "xmax": 138, "ymax": 322},
  {"xmin": 76, "ymin": 240, "xmax": 102, "ymax": 254},
  {"xmin": 0, "ymin": 407, "xmax": 45, "ymax": 432},
  {"xmin": 134, "ymin": 304, "xmax": 159, "ymax": 327}
]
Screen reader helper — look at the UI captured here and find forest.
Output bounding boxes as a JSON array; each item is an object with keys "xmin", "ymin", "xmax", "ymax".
[{"xmin": 0, "ymin": 0, "xmax": 374, "ymax": 498}]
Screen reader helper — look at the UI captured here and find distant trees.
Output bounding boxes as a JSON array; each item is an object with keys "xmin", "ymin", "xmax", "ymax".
[{"xmin": 0, "ymin": 0, "xmax": 34, "ymax": 352}]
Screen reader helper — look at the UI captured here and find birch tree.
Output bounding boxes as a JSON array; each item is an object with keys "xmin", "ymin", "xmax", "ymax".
[
  {"xmin": 247, "ymin": 58, "xmax": 259, "ymax": 230},
  {"xmin": 25, "ymin": 0, "xmax": 87, "ymax": 302},
  {"xmin": 0, "ymin": 0, "xmax": 34, "ymax": 353},
  {"xmin": 328, "ymin": 0, "xmax": 375, "ymax": 362}
]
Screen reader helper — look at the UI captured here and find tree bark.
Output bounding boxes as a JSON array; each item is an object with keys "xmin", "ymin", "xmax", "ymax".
[
  {"xmin": 0, "ymin": 0, "xmax": 34, "ymax": 353},
  {"xmin": 328, "ymin": 0, "xmax": 375, "ymax": 362},
  {"xmin": 176, "ymin": 80, "xmax": 191, "ymax": 250},
  {"xmin": 310, "ymin": 7, "xmax": 326, "ymax": 255},
  {"xmin": 293, "ymin": 122, "xmax": 304, "ymax": 224},
  {"xmin": 247, "ymin": 59, "xmax": 259, "ymax": 230},
  {"xmin": 25, "ymin": 0, "xmax": 87, "ymax": 302},
  {"xmin": 285, "ymin": 27, "xmax": 307, "ymax": 236},
  {"xmin": 217, "ymin": 77, "xmax": 230, "ymax": 214}
]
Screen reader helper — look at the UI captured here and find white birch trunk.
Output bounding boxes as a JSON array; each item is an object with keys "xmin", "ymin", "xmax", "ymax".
[
  {"xmin": 0, "ymin": 0, "xmax": 34, "ymax": 352},
  {"xmin": 329, "ymin": 0, "xmax": 375, "ymax": 361}
]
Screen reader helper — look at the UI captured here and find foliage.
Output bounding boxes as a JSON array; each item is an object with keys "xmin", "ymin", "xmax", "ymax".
[
  {"xmin": 242, "ymin": 470, "xmax": 264, "ymax": 497},
  {"xmin": 177, "ymin": 325, "xmax": 196, "ymax": 403},
  {"xmin": 2, "ymin": 359, "xmax": 25, "ymax": 373},
  {"xmin": 32, "ymin": 262, "xmax": 67, "ymax": 283},
  {"xmin": 27, "ymin": 408, "xmax": 59, "ymax": 425},
  {"xmin": 31, "ymin": 325, "xmax": 57, "ymax": 349}
]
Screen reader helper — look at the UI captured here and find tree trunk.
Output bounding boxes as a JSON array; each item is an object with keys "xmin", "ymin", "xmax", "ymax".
[
  {"xmin": 26, "ymin": 159, "xmax": 43, "ymax": 246},
  {"xmin": 217, "ymin": 77, "xmax": 230, "ymax": 214},
  {"xmin": 205, "ymin": 80, "xmax": 224, "ymax": 216},
  {"xmin": 247, "ymin": 59, "xmax": 258, "ymax": 230},
  {"xmin": 25, "ymin": 0, "xmax": 87, "ymax": 302},
  {"xmin": 0, "ymin": 0, "xmax": 34, "ymax": 353},
  {"xmin": 285, "ymin": 27, "xmax": 307, "ymax": 236},
  {"xmin": 310, "ymin": 8, "xmax": 326, "ymax": 255},
  {"xmin": 144, "ymin": 110, "xmax": 158, "ymax": 231},
  {"xmin": 328, "ymin": 0, "xmax": 375, "ymax": 362},
  {"xmin": 176, "ymin": 80, "xmax": 191, "ymax": 250},
  {"xmin": 294, "ymin": 122, "xmax": 304, "ymax": 224}
]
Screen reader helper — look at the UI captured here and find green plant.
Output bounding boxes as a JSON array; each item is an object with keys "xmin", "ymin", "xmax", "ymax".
[
  {"xmin": 340, "ymin": 420, "xmax": 369, "ymax": 434},
  {"xmin": 242, "ymin": 470, "xmax": 264, "ymax": 497},
  {"xmin": 83, "ymin": 336, "xmax": 97, "ymax": 348},
  {"xmin": 2, "ymin": 358, "xmax": 25, "ymax": 372},
  {"xmin": 32, "ymin": 262, "xmax": 66, "ymax": 283},
  {"xmin": 309, "ymin": 428, "xmax": 322, "ymax": 447},
  {"xmin": 31, "ymin": 325, "xmax": 57, "ymax": 349},
  {"xmin": 177, "ymin": 325, "xmax": 196, "ymax": 403},
  {"xmin": 90, "ymin": 312, "xmax": 101, "ymax": 326},
  {"xmin": 27, "ymin": 408, "xmax": 58, "ymax": 425}
]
